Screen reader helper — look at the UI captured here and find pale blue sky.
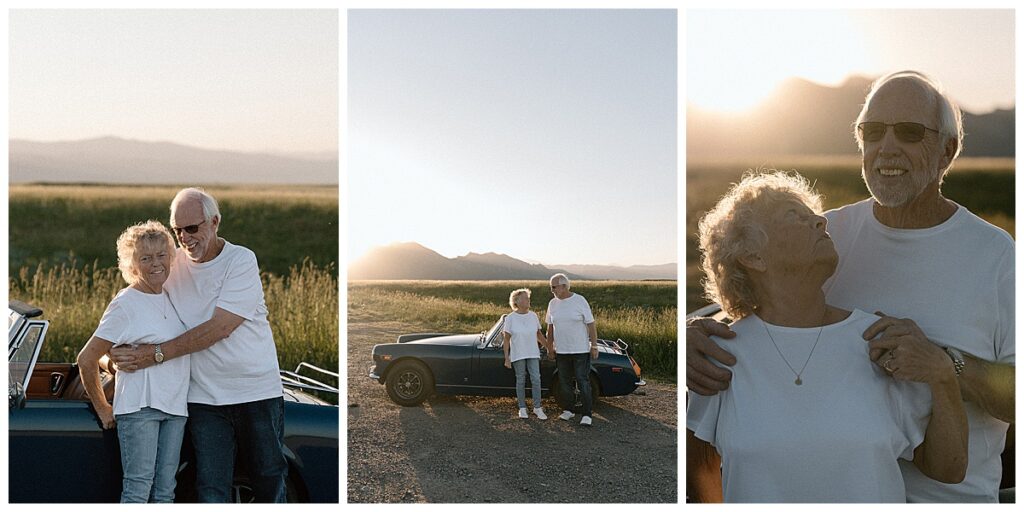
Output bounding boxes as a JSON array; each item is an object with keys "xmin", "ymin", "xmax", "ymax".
[
  {"xmin": 348, "ymin": 9, "xmax": 677, "ymax": 266},
  {"xmin": 9, "ymin": 9, "xmax": 338, "ymax": 153},
  {"xmin": 688, "ymin": 9, "xmax": 1014, "ymax": 113}
]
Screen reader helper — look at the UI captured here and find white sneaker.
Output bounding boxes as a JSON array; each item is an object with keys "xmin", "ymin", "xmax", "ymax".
[
  {"xmin": 534, "ymin": 407, "xmax": 547, "ymax": 420},
  {"xmin": 580, "ymin": 415, "xmax": 593, "ymax": 427},
  {"xmin": 518, "ymin": 407, "xmax": 529, "ymax": 419},
  {"xmin": 559, "ymin": 410, "xmax": 574, "ymax": 421}
]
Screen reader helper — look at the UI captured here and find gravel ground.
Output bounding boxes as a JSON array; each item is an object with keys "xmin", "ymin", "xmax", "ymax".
[{"xmin": 347, "ymin": 317, "xmax": 678, "ymax": 503}]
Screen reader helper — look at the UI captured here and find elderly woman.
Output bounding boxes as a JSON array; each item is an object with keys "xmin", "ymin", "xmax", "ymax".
[
  {"xmin": 546, "ymin": 273, "xmax": 599, "ymax": 427},
  {"xmin": 686, "ymin": 172, "xmax": 968, "ymax": 503},
  {"xmin": 77, "ymin": 220, "xmax": 190, "ymax": 503},
  {"xmin": 503, "ymin": 288, "xmax": 551, "ymax": 419}
]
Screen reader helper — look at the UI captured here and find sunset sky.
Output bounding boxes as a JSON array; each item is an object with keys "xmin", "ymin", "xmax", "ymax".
[
  {"xmin": 348, "ymin": 10, "xmax": 677, "ymax": 266},
  {"xmin": 9, "ymin": 9, "xmax": 338, "ymax": 154},
  {"xmin": 687, "ymin": 9, "xmax": 1014, "ymax": 114}
]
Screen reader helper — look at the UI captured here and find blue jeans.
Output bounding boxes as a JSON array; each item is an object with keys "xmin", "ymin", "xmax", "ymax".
[
  {"xmin": 512, "ymin": 358, "xmax": 542, "ymax": 409},
  {"xmin": 116, "ymin": 407, "xmax": 187, "ymax": 503},
  {"xmin": 556, "ymin": 353, "xmax": 593, "ymax": 417},
  {"xmin": 187, "ymin": 397, "xmax": 288, "ymax": 503}
]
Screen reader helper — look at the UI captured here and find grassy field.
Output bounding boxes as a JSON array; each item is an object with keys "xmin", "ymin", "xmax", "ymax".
[
  {"xmin": 685, "ymin": 157, "xmax": 1015, "ymax": 312},
  {"xmin": 349, "ymin": 280, "xmax": 677, "ymax": 382},
  {"xmin": 9, "ymin": 184, "xmax": 338, "ymax": 276},
  {"xmin": 8, "ymin": 185, "xmax": 339, "ymax": 400}
]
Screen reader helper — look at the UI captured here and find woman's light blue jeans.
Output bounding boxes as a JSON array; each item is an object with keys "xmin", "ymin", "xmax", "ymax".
[
  {"xmin": 116, "ymin": 407, "xmax": 187, "ymax": 503},
  {"xmin": 512, "ymin": 358, "xmax": 542, "ymax": 409}
]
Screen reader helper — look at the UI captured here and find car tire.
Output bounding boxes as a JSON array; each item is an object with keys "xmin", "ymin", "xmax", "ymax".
[{"xmin": 385, "ymin": 360, "xmax": 434, "ymax": 406}]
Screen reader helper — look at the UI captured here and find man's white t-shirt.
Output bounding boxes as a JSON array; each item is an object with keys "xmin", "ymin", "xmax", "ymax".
[
  {"xmin": 687, "ymin": 310, "xmax": 931, "ymax": 503},
  {"xmin": 502, "ymin": 311, "xmax": 543, "ymax": 362},
  {"xmin": 164, "ymin": 242, "xmax": 283, "ymax": 405},
  {"xmin": 824, "ymin": 199, "xmax": 1014, "ymax": 503},
  {"xmin": 93, "ymin": 287, "xmax": 190, "ymax": 417},
  {"xmin": 546, "ymin": 293, "xmax": 595, "ymax": 354}
]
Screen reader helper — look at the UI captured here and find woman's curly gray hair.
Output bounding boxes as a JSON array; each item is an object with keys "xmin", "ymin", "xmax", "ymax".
[
  {"xmin": 698, "ymin": 171, "xmax": 824, "ymax": 319},
  {"xmin": 509, "ymin": 288, "xmax": 531, "ymax": 310},
  {"xmin": 116, "ymin": 220, "xmax": 176, "ymax": 285}
]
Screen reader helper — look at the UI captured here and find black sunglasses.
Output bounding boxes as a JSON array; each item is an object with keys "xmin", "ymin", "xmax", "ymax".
[
  {"xmin": 857, "ymin": 122, "xmax": 940, "ymax": 143},
  {"xmin": 171, "ymin": 220, "xmax": 206, "ymax": 236}
]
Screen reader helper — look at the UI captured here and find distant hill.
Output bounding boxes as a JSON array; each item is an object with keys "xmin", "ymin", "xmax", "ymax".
[
  {"xmin": 687, "ymin": 76, "xmax": 1014, "ymax": 160},
  {"xmin": 9, "ymin": 136, "xmax": 338, "ymax": 185},
  {"xmin": 348, "ymin": 242, "xmax": 677, "ymax": 280}
]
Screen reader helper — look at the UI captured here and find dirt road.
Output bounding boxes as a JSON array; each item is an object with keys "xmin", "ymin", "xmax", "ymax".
[{"xmin": 347, "ymin": 317, "xmax": 678, "ymax": 503}]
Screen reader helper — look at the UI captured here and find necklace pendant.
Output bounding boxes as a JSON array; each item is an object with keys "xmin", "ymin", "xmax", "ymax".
[{"xmin": 794, "ymin": 377, "xmax": 802, "ymax": 385}]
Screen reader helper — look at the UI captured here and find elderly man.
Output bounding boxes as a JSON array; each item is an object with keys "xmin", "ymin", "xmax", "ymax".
[
  {"xmin": 111, "ymin": 188, "xmax": 287, "ymax": 503},
  {"xmin": 687, "ymin": 71, "xmax": 1014, "ymax": 503},
  {"xmin": 545, "ymin": 273, "xmax": 599, "ymax": 427}
]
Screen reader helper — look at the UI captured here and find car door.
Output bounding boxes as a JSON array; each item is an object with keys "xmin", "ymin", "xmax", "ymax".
[
  {"xmin": 9, "ymin": 399, "xmax": 123, "ymax": 502},
  {"xmin": 469, "ymin": 320, "xmax": 517, "ymax": 395}
]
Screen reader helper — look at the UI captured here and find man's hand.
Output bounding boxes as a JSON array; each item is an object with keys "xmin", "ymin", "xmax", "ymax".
[
  {"xmin": 686, "ymin": 317, "xmax": 737, "ymax": 396},
  {"xmin": 109, "ymin": 344, "xmax": 156, "ymax": 373},
  {"xmin": 590, "ymin": 345, "xmax": 599, "ymax": 361},
  {"xmin": 864, "ymin": 312, "xmax": 954, "ymax": 385},
  {"xmin": 504, "ymin": 356, "xmax": 511, "ymax": 369}
]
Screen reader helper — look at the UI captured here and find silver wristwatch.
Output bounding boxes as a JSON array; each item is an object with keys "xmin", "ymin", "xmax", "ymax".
[
  {"xmin": 944, "ymin": 347, "xmax": 965, "ymax": 376},
  {"xmin": 154, "ymin": 344, "xmax": 165, "ymax": 364}
]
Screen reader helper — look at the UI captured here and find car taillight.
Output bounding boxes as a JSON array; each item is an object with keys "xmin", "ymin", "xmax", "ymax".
[{"xmin": 629, "ymin": 356, "xmax": 641, "ymax": 377}]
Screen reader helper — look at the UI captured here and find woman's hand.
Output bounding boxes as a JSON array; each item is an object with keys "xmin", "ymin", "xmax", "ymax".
[
  {"xmin": 864, "ymin": 312, "xmax": 954, "ymax": 386},
  {"xmin": 96, "ymin": 404, "xmax": 117, "ymax": 430}
]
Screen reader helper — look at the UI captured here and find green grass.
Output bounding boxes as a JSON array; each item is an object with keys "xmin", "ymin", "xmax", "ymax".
[
  {"xmin": 685, "ymin": 157, "xmax": 1015, "ymax": 312},
  {"xmin": 349, "ymin": 280, "xmax": 677, "ymax": 382},
  {"xmin": 9, "ymin": 184, "xmax": 338, "ymax": 276}
]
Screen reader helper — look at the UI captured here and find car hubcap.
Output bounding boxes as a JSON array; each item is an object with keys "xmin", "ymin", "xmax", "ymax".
[{"xmin": 395, "ymin": 371, "xmax": 421, "ymax": 399}]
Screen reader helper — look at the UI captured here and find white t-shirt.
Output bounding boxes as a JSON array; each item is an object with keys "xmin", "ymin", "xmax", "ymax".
[
  {"xmin": 687, "ymin": 309, "xmax": 931, "ymax": 503},
  {"xmin": 546, "ymin": 293, "xmax": 595, "ymax": 354},
  {"xmin": 164, "ymin": 241, "xmax": 283, "ymax": 405},
  {"xmin": 824, "ymin": 199, "xmax": 1014, "ymax": 503},
  {"xmin": 93, "ymin": 287, "xmax": 190, "ymax": 417},
  {"xmin": 502, "ymin": 311, "xmax": 543, "ymax": 362}
]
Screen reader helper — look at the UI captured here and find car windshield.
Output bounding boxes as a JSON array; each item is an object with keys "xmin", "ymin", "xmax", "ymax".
[
  {"xmin": 483, "ymin": 315, "xmax": 506, "ymax": 348},
  {"xmin": 9, "ymin": 322, "xmax": 45, "ymax": 389}
]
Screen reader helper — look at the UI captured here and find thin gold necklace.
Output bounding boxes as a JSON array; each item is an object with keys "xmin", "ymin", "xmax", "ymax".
[{"xmin": 761, "ymin": 308, "xmax": 828, "ymax": 386}]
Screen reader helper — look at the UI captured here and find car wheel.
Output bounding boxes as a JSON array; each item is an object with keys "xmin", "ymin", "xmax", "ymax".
[{"xmin": 385, "ymin": 360, "xmax": 434, "ymax": 406}]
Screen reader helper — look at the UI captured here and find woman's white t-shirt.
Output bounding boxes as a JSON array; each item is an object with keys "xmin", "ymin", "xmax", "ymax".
[
  {"xmin": 93, "ymin": 287, "xmax": 191, "ymax": 417},
  {"xmin": 502, "ymin": 311, "xmax": 543, "ymax": 362},
  {"xmin": 686, "ymin": 309, "xmax": 932, "ymax": 503}
]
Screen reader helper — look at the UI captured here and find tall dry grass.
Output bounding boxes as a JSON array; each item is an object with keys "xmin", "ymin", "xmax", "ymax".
[{"xmin": 10, "ymin": 260, "xmax": 339, "ymax": 379}]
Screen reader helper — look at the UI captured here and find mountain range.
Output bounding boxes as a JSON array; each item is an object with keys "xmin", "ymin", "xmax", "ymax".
[
  {"xmin": 687, "ymin": 75, "xmax": 1014, "ymax": 160},
  {"xmin": 9, "ymin": 136, "xmax": 338, "ymax": 185},
  {"xmin": 348, "ymin": 242, "xmax": 676, "ymax": 280}
]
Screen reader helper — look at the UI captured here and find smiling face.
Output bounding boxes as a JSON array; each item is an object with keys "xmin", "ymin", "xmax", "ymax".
[
  {"xmin": 132, "ymin": 238, "xmax": 173, "ymax": 292},
  {"xmin": 172, "ymin": 198, "xmax": 220, "ymax": 263},
  {"xmin": 514, "ymin": 292, "xmax": 531, "ymax": 311},
  {"xmin": 550, "ymin": 281, "xmax": 571, "ymax": 300},
  {"xmin": 758, "ymin": 199, "xmax": 837, "ymax": 277},
  {"xmin": 859, "ymin": 79, "xmax": 950, "ymax": 207}
]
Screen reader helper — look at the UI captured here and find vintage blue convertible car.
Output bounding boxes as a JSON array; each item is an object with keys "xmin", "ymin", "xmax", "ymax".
[
  {"xmin": 369, "ymin": 314, "xmax": 645, "ymax": 406},
  {"xmin": 8, "ymin": 300, "xmax": 339, "ymax": 503}
]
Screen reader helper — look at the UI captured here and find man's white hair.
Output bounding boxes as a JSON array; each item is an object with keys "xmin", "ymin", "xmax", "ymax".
[
  {"xmin": 549, "ymin": 273, "xmax": 570, "ymax": 289},
  {"xmin": 170, "ymin": 187, "xmax": 221, "ymax": 223},
  {"xmin": 853, "ymin": 70, "xmax": 963, "ymax": 177}
]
